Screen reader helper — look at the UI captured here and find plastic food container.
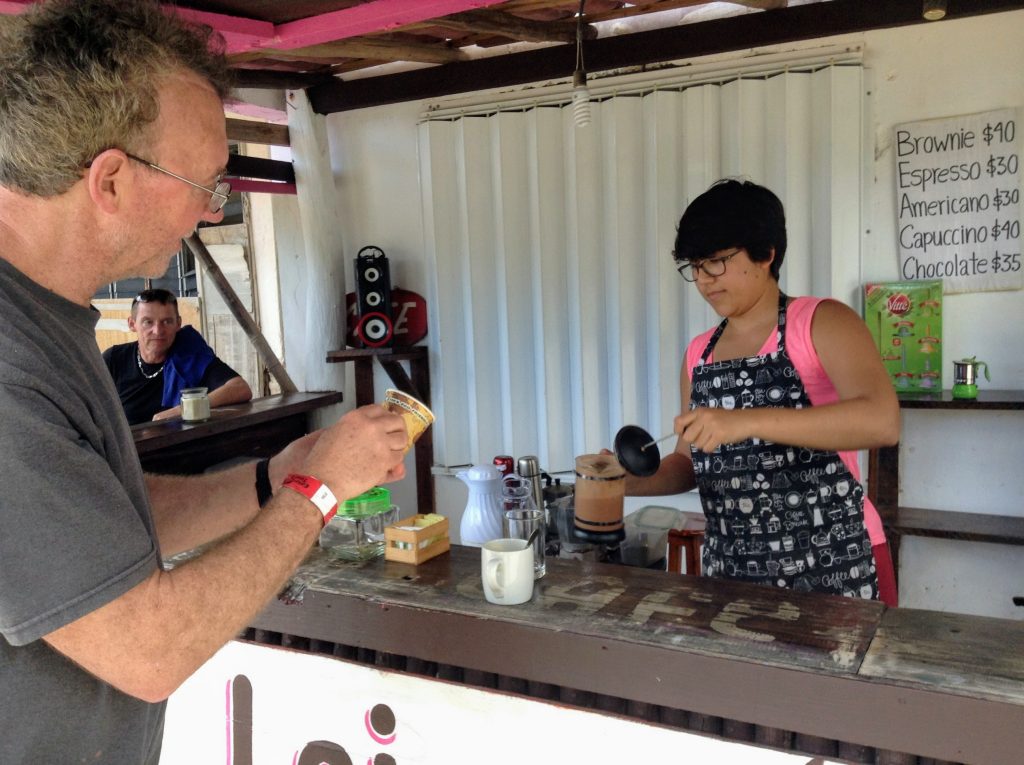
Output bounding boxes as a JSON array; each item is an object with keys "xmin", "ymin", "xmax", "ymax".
[
  {"xmin": 621, "ymin": 505, "xmax": 687, "ymax": 568},
  {"xmin": 319, "ymin": 487, "xmax": 398, "ymax": 561}
]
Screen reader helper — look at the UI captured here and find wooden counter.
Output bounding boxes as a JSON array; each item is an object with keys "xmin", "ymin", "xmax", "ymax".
[
  {"xmin": 133, "ymin": 391, "xmax": 343, "ymax": 473},
  {"xmin": 250, "ymin": 544, "xmax": 1024, "ymax": 765}
]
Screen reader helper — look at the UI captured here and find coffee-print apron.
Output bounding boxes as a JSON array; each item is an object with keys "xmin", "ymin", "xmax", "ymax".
[{"xmin": 690, "ymin": 294, "xmax": 879, "ymax": 599}]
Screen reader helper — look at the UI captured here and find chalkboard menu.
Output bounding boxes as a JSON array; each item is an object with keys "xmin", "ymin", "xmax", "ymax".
[{"xmin": 894, "ymin": 107, "xmax": 1022, "ymax": 294}]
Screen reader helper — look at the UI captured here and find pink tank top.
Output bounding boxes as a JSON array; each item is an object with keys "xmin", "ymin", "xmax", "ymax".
[{"xmin": 685, "ymin": 297, "xmax": 885, "ymax": 545}]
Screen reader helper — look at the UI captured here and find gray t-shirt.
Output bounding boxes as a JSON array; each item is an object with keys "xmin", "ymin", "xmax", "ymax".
[{"xmin": 0, "ymin": 257, "xmax": 164, "ymax": 763}]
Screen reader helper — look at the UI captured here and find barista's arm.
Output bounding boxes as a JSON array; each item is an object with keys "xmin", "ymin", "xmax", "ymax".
[{"xmin": 677, "ymin": 301, "xmax": 900, "ymax": 453}]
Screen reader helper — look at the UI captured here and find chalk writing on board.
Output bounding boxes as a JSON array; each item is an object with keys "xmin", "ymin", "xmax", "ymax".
[{"xmin": 894, "ymin": 108, "xmax": 1022, "ymax": 294}]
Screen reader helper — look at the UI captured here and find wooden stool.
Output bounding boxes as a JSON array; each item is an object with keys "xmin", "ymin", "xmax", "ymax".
[{"xmin": 667, "ymin": 528, "xmax": 704, "ymax": 575}]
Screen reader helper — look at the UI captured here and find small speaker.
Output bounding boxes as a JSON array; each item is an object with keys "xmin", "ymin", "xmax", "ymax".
[{"xmin": 354, "ymin": 246, "xmax": 393, "ymax": 348}]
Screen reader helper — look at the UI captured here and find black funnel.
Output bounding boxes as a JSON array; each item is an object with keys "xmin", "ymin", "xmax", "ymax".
[{"xmin": 613, "ymin": 425, "xmax": 661, "ymax": 477}]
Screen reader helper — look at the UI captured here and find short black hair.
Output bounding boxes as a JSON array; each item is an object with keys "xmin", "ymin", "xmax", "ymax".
[
  {"xmin": 673, "ymin": 179, "xmax": 787, "ymax": 280},
  {"xmin": 130, "ymin": 288, "xmax": 178, "ymax": 317}
]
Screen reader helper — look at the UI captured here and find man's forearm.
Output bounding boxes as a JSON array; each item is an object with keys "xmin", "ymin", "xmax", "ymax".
[
  {"xmin": 209, "ymin": 376, "xmax": 252, "ymax": 408},
  {"xmin": 147, "ymin": 462, "xmax": 261, "ymax": 556},
  {"xmin": 45, "ymin": 488, "xmax": 325, "ymax": 703}
]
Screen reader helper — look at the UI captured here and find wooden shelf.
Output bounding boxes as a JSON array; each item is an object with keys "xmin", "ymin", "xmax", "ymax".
[
  {"xmin": 893, "ymin": 389, "xmax": 1024, "ymax": 410},
  {"xmin": 889, "ymin": 507, "xmax": 1024, "ymax": 547},
  {"xmin": 868, "ymin": 390, "xmax": 1024, "ymax": 582},
  {"xmin": 326, "ymin": 346, "xmax": 427, "ymax": 364}
]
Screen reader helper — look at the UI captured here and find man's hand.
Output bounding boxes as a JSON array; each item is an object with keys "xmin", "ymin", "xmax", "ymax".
[
  {"xmin": 268, "ymin": 431, "xmax": 322, "ymax": 489},
  {"xmin": 152, "ymin": 405, "xmax": 182, "ymax": 421},
  {"xmin": 675, "ymin": 407, "xmax": 750, "ymax": 453},
  {"xmin": 301, "ymin": 405, "xmax": 408, "ymax": 501}
]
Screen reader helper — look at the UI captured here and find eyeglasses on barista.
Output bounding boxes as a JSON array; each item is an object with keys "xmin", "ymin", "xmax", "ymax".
[
  {"xmin": 675, "ymin": 248, "xmax": 743, "ymax": 282},
  {"xmin": 124, "ymin": 153, "xmax": 231, "ymax": 214}
]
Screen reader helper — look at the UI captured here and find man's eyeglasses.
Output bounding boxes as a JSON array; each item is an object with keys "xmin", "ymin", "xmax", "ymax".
[
  {"xmin": 675, "ymin": 248, "xmax": 743, "ymax": 282},
  {"xmin": 125, "ymin": 153, "xmax": 231, "ymax": 214}
]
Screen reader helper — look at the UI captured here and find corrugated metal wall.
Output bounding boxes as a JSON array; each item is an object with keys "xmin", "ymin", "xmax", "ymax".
[{"xmin": 419, "ymin": 62, "xmax": 863, "ymax": 472}]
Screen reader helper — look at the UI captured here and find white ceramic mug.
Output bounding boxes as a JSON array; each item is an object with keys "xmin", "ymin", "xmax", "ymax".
[{"xmin": 481, "ymin": 538, "xmax": 534, "ymax": 605}]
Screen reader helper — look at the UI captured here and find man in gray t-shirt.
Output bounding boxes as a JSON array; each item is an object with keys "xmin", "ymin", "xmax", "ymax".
[{"xmin": 0, "ymin": 3, "xmax": 409, "ymax": 762}]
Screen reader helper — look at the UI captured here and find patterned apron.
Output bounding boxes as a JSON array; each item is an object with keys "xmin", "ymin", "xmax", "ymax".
[{"xmin": 690, "ymin": 294, "xmax": 879, "ymax": 600}]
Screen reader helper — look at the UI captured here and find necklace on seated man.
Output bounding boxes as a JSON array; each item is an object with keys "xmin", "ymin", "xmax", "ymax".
[{"xmin": 136, "ymin": 347, "xmax": 164, "ymax": 379}]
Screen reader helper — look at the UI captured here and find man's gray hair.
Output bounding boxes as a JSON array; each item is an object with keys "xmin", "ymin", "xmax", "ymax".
[{"xmin": 0, "ymin": 0, "xmax": 231, "ymax": 197}]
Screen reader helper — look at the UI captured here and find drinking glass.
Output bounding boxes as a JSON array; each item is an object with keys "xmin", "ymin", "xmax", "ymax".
[{"xmin": 503, "ymin": 507, "xmax": 545, "ymax": 579}]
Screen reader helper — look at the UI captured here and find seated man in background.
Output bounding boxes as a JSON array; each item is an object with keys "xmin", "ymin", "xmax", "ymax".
[{"xmin": 103, "ymin": 288, "xmax": 252, "ymax": 424}]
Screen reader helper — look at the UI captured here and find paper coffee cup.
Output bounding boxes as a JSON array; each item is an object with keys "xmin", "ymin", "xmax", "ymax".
[{"xmin": 382, "ymin": 388, "xmax": 435, "ymax": 453}]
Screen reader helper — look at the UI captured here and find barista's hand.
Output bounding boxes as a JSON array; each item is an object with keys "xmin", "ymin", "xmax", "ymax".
[
  {"xmin": 302, "ymin": 405, "xmax": 408, "ymax": 501},
  {"xmin": 675, "ymin": 407, "xmax": 750, "ymax": 453}
]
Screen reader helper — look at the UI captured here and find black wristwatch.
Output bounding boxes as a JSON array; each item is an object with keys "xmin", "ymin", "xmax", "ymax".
[{"xmin": 255, "ymin": 458, "xmax": 273, "ymax": 507}]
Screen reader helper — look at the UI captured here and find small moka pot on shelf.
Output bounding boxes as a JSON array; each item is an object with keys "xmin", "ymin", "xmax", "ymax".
[{"xmin": 952, "ymin": 356, "xmax": 990, "ymax": 399}]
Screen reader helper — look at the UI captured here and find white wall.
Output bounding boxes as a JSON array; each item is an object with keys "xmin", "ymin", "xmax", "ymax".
[
  {"xmin": 859, "ymin": 16, "xmax": 1024, "ymax": 618},
  {"xmin": 319, "ymin": 12, "xmax": 1024, "ymax": 615}
]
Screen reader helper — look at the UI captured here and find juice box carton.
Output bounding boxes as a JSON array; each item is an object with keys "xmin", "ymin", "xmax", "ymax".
[{"xmin": 863, "ymin": 280, "xmax": 943, "ymax": 393}]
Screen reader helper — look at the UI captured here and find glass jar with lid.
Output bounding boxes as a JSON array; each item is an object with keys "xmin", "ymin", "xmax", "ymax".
[
  {"xmin": 319, "ymin": 486, "xmax": 398, "ymax": 561},
  {"xmin": 180, "ymin": 387, "xmax": 211, "ymax": 422}
]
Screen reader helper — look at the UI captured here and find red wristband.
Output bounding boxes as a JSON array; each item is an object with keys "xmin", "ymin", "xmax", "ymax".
[{"xmin": 282, "ymin": 474, "xmax": 338, "ymax": 525}]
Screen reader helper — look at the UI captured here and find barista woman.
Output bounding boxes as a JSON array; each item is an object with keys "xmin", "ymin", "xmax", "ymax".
[{"xmin": 630, "ymin": 179, "xmax": 899, "ymax": 605}]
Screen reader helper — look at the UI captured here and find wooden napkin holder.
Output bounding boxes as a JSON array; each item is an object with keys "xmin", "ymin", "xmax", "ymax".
[{"xmin": 384, "ymin": 514, "xmax": 450, "ymax": 564}]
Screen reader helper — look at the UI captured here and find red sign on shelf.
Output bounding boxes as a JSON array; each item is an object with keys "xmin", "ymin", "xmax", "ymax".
[{"xmin": 345, "ymin": 287, "xmax": 428, "ymax": 348}]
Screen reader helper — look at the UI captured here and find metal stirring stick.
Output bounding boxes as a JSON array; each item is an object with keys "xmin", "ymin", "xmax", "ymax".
[{"xmin": 641, "ymin": 432, "xmax": 677, "ymax": 452}]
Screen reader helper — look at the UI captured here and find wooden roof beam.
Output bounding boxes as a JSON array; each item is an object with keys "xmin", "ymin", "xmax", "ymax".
[
  {"xmin": 225, "ymin": 118, "xmax": 289, "ymax": 147},
  {"xmin": 231, "ymin": 68, "xmax": 335, "ymax": 90},
  {"xmin": 426, "ymin": 9, "xmax": 598, "ymax": 44},
  {"xmin": 234, "ymin": 38, "xmax": 467, "ymax": 66},
  {"xmin": 307, "ymin": 0, "xmax": 1024, "ymax": 113},
  {"xmin": 723, "ymin": 0, "xmax": 789, "ymax": 9}
]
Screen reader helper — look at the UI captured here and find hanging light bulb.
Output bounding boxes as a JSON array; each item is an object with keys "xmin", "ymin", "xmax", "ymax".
[
  {"xmin": 573, "ymin": 69, "xmax": 592, "ymax": 128},
  {"xmin": 922, "ymin": 0, "xmax": 946, "ymax": 20},
  {"xmin": 572, "ymin": 0, "xmax": 591, "ymax": 128}
]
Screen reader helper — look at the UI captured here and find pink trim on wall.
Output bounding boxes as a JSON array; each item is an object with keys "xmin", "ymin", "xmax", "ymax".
[
  {"xmin": 0, "ymin": 1, "xmax": 32, "ymax": 13},
  {"xmin": 269, "ymin": 0, "xmax": 507, "ymax": 52},
  {"xmin": 224, "ymin": 99, "xmax": 288, "ymax": 123},
  {"xmin": 171, "ymin": 7, "xmax": 275, "ymax": 52},
  {"xmin": 0, "ymin": 1, "xmax": 510, "ymax": 56},
  {"xmin": 170, "ymin": 0, "xmax": 509, "ymax": 55}
]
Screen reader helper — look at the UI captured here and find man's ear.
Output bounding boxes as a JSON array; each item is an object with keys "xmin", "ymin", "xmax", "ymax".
[
  {"xmin": 85, "ymin": 149, "xmax": 132, "ymax": 215},
  {"xmin": 128, "ymin": 315, "xmax": 138, "ymax": 332}
]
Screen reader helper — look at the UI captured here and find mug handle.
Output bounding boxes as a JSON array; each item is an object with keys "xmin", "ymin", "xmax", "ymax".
[{"xmin": 485, "ymin": 557, "xmax": 504, "ymax": 598}]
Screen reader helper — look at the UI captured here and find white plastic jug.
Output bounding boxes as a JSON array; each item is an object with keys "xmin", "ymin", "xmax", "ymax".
[{"xmin": 456, "ymin": 464, "xmax": 505, "ymax": 547}]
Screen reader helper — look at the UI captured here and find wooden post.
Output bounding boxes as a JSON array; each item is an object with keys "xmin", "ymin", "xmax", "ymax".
[{"xmin": 184, "ymin": 234, "xmax": 298, "ymax": 393}]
